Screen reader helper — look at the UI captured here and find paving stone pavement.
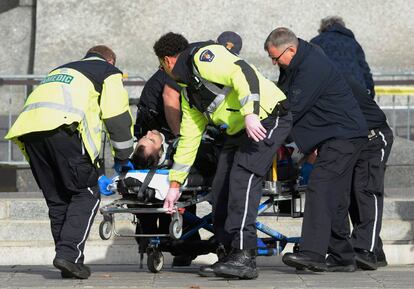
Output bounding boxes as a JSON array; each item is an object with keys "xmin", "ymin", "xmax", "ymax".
[{"xmin": 0, "ymin": 263, "xmax": 413, "ymax": 289}]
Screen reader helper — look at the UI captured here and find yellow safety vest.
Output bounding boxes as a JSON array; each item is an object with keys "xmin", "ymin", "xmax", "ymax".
[{"xmin": 6, "ymin": 58, "xmax": 133, "ymax": 165}]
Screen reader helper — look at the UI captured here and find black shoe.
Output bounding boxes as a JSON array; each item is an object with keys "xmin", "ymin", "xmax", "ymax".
[
  {"xmin": 61, "ymin": 264, "xmax": 91, "ymax": 278},
  {"xmin": 354, "ymin": 248, "xmax": 377, "ymax": 270},
  {"xmin": 198, "ymin": 244, "xmax": 228, "ymax": 277},
  {"xmin": 325, "ymin": 255, "xmax": 357, "ymax": 272},
  {"xmin": 376, "ymin": 249, "xmax": 388, "ymax": 267},
  {"xmin": 213, "ymin": 248, "xmax": 258, "ymax": 280},
  {"xmin": 53, "ymin": 258, "xmax": 90, "ymax": 279},
  {"xmin": 282, "ymin": 252, "xmax": 327, "ymax": 272},
  {"xmin": 172, "ymin": 254, "xmax": 194, "ymax": 267}
]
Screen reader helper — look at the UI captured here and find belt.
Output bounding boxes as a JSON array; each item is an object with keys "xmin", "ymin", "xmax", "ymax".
[
  {"xmin": 368, "ymin": 128, "xmax": 381, "ymax": 140},
  {"xmin": 271, "ymin": 99, "xmax": 289, "ymax": 117},
  {"xmin": 59, "ymin": 122, "xmax": 79, "ymax": 135}
]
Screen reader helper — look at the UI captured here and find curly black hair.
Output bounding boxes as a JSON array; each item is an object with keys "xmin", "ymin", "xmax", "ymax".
[{"xmin": 153, "ymin": 32, "xmax": 189, "ymax": 58}]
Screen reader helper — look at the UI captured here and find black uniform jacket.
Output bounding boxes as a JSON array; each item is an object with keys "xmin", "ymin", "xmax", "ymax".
[{"xmin": 277, "ymin": 39, "xmax": 368, "ymax": 153}]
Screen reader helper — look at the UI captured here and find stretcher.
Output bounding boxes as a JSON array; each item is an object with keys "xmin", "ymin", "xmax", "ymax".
[{"xmin": 99, "ymin": 154, "xmax": 305, "ymax": 273}]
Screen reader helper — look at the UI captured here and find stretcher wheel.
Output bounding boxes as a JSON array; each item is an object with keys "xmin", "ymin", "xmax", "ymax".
[
  {"xmin": 147, "ymin": 250, "xmax": 164, "ymax": 273},
  {"xmin": 169, "ymin": 213, "xmax": 183, "ymax": 240},
  {"xmin": 99, "ymin": 219, "xmax": 113, "ymax": 240}
]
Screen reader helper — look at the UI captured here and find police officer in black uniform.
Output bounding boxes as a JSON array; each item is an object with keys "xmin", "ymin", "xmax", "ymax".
[
  {"xmin": 135, "ymin": 69, "xmax": 182, "ymax": 141},
  {"xmin": 264, "ymin": 27, "xmax": 368, "ymax": 271},
  {"xmin": 346, "ymin": 77, "xmax": 393, "ymax": 270}
]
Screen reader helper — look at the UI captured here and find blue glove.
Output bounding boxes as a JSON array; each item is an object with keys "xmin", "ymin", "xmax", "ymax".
[
  {"xmin": 114, "ymin": 160, "xmax": 134, "ymax": 174},
  {"xmin": 98, "ymin": 175, "xmax": 114, "ymax": 196},
  {"xmin": 299, "ymin": 162, "xmax": 314, "ymax": 186}
]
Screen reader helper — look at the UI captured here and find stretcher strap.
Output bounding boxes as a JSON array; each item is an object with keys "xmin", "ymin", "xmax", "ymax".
[{"xmin": 136, "ymin": 168, "xmax": 157, "ymax": 200}]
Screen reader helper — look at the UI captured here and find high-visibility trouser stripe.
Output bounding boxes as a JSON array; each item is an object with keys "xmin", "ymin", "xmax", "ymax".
[
  {"xmin": 171, "ymin": 162, "xmax": 192, "ymax": 173},
  {"xmin": 267, "ymin": 116, "xmax": 280, "ymax": 139},
  {"xmin": 369, "ymin": 194, "xmax": 378, "ymax": 252},
  {"xmin": 75, "ymin": 194, "xmax": 100, "ymax": 263},
  {"xmin": 23, "ymin": 102, "xmax": 100, "ymax": 160},
  {"xmin": 240, "ymin": 173, "xmax": 254, "ymax": 249},
  {"xmin": 111, "ymin": 138, "xmax": 134, "ymax": 150}
]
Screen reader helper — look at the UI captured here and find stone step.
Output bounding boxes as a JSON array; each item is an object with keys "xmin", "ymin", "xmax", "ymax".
[
  {"xmin": 0, "ymin": 239, "xmax": 412, "ymax": 266},
  {"xmin": 0, "ymin": 217, "xmax": 412, "ymax": 244},
  {"xmin": 385, "ymin": 165, "xmax": 414, "ymax": 188},
  {"xmin": 2, "ymin": 192, "xmax": 414, "ymax": 221},
  {"xmin": 0, "ymin": 193, "xmax": 413, "ymax": 266}
]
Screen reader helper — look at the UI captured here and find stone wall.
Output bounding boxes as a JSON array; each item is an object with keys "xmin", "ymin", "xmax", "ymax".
[{"xmin": 33, "ymin": 0, "xmax": 413, "ymax": 80}]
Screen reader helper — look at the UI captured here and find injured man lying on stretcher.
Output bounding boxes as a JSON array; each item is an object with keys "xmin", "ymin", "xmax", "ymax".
[{"xmin": 102, "ymin": 129, "xmax": 222, "ymax": 266}]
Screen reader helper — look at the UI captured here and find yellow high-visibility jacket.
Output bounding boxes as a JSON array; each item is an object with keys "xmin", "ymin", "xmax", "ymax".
[
  {"xmin": 5, "ymin": 54, "xmax": 134, "ymax": 166},
  {"xmin": 170, "ymin": 44, "xmax": 286, "ymax": 183}
]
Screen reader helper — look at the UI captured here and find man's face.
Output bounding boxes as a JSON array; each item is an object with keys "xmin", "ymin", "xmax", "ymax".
[
  {"xmin": 266, "ymin": 45, "xmax": 295, "ymax": 69},
  {"xmin": 159, "ymin": 56, "xmax": 178, "ymax": 80},
  {"xmin": 136, "ymin": 130, "xmax": 163, "ymax": 158}
]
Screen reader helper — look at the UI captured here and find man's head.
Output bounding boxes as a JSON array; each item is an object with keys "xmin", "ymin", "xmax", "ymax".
[
  {"xmin": 87, "ymin": 45, "xmax": 116, "ymax": 65},
  {"xmin": 318, "ymin": 16, "xmax": 346, "ymax": 33},
  {"xmin": 153, "ymin": 32, "xmax": 189, "ymax": 80},
  {"xmin": 264, "ymin": 27, "xmax": 298, "ymax": 69},
  {"xmin": 217, "ymin": 31, "xmax": 243, "ymax": 55},
  {"xmin": 131, "ymin": 130, "xmax": 164, "ymax": 169}
]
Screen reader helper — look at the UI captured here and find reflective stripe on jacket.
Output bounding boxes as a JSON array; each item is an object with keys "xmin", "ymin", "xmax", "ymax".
[
  {"xmin": 6, "ymin": 56, "xmax": 133, "ymax": 164},
  {"xmin": 169, "ymin": 44, "xmax": 286, "ymax": 183}
]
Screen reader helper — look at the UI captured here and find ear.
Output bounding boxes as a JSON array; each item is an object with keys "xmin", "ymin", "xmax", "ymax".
[{"xmin": 165, "ymin": 56, "xmax": 177, "ymax": 69}]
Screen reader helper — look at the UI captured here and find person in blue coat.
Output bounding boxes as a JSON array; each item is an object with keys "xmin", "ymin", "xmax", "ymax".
[{"xmin": 310, "ymin": 16, "xmax": 375, "ymax": 98}]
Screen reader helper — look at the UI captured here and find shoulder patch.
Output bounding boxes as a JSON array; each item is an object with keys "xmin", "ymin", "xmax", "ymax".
[{"xmin": 199, "ymin": 49, "xmax": 215, "ymax": 62}]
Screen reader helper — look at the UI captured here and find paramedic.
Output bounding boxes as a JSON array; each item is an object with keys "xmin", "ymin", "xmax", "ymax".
[{"xmin": 5, "ymin": 45, "xmax": 134, "ymax": 279}]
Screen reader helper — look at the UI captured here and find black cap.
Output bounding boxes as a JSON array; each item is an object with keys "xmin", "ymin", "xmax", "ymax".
[{"xmin": 217, "ymin": 31, "xmax": 242, "ymax": 55}]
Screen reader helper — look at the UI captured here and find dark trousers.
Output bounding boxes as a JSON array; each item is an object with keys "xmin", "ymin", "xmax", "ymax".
[
  {"xmin": 300, "ymin": 137, "xmax": 367, "ymax": 262},
  {"xmin": 212, "ymin": 113, "xmax": 292, "ymax": 250},
  {"xmin": 22, "ymin": 127, "xmax": 100, "ymax": 264},
  {"xmin": 349, "ymin": 125, "xmax": 393, "ymax": 252}
]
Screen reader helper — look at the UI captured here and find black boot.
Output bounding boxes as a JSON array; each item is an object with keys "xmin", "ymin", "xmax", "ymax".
[
  {"xmin": 213, "ymin": 248, "xmax": 258, "ymax": 280},
  {"xmin": 172, "ymin": 254, "xmax": 195, "ymax": 267},
  {"xmin": 282, "ymin": 251, "xmax": 327, "ymax": 272},
  {"xmin": 325, "ymin": 255, "xmax": 357, "ymax": 272},
  {"xmin": 198, "ymin": 244, "xmax": 227, "ymax": 277},
  {"xmin": 61, "ymin": 263, "xmax": 91, "ymax": 278},
  {"xmin": 354, "ymin": 248, "xmax": 377, "ymax": 270},
  {"xmin": 376, "ymin": 248, "xmax": 388, "ymax": 267},
  {"xmin": 53, "ymin": 258, "xmax": 91, "ymax": 279}
]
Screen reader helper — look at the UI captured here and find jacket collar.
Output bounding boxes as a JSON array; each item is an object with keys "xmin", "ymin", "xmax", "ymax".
[
  {"xmin": 83, "ymin": 52, "xmax": 106, "ymax": 61},
  {"xmin": 283, "ymin": 38, "xmax": 309, "ymax": 72},
  {"xmin": 171, "ymin": 47, "xmax": 193, "ymax": 84},
  {"xmin": 325, "ymin": 23, "xmax": 355, "ymax": 38},
  {"xmin": 172, "ymin": 41, "xmax": 216, "ymax": 84}
]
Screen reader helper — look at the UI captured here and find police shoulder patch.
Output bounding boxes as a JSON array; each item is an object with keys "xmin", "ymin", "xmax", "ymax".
[{"xmin": 199, "ymin": 49, "xmax": 215, "ymax": 62}]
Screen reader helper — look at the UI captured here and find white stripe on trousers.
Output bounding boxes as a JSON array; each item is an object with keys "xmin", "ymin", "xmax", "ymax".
[
  {"xmin": 75, "ymin": 191, "xmax": 100, "ymax": 263},
  {"xmin": 370, "ymin": 194, "xmax": 378, "ymax": 252},
  {"xmin": 240, "ymin": 174, "xmax": 254, "ymax": 249},
  {"xmin": 369, "ymin": 130, "xmax": 386, "ymax": 252}
]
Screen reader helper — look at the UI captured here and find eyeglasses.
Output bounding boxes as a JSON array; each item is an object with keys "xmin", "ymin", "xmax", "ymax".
[{"xmin": 270, "ymin": 46, "xmax": 292, "ymax": 62}]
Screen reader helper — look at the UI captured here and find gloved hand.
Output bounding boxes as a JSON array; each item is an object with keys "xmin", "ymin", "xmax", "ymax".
[
  {"xmin": 98, "ymin": 175, "xmax": 114, "ymax": 196},
  {"xmin": 113, "ymin": 160, "xmax": 134, "ymax": 174},
  {"xmin": 163, "ymin": 187, "xmax": 181, "ymax": 214},
  {"xmin": 299, "ymin": 162, "xmax": 314, "ymax": 186},
  {"xmin": 245, "ymin": 114, "xmax": 267, "ymax": 142}
]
